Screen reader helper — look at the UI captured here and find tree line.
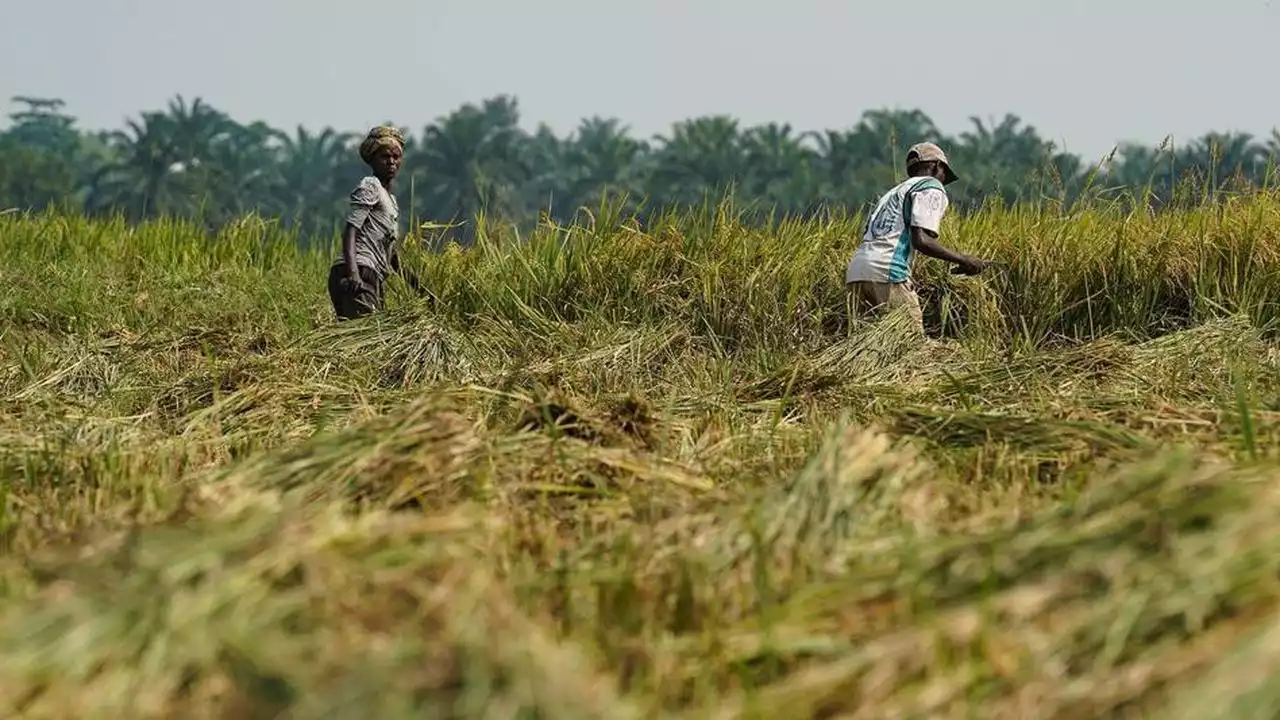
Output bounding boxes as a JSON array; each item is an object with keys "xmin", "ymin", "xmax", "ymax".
[{"xmin": 2, "ymin": 93, "xmax": 1278, "ymax": 243}]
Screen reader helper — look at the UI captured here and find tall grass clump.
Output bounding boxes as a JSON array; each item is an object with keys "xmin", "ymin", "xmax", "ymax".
[{"xmin": 3, "ymin": 191, "xmax": 1280, "ymax": 718}]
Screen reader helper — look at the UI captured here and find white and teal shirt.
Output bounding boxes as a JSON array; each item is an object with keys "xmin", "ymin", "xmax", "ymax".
[{"xmin": 845, "ymin": 176, "xmax": 949, "ymax": 284}]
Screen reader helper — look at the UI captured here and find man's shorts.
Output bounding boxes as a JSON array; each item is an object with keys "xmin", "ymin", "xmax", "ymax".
[{"xmin": 847, "ymin": 280, "xmax": 925, "ymax": 336}]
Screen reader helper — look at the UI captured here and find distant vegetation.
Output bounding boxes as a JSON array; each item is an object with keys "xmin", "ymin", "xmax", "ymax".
[{"xmin": 2, "ymin": 94, "xmax": 1279, "ymax": 243}]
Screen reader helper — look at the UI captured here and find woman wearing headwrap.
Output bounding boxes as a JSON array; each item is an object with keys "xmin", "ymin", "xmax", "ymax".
[{"xmin": 327, "ymin": 124, "xmax": 423, "ymax": 320}]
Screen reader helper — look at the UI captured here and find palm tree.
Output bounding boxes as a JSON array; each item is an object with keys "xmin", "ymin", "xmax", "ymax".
[
  {"xmin": 648, "ymin": 115, "xmax": 744, "ymax": 208},
  {"xmin": 810, "ymin": 128, "xmax": 887, "ymax": 210},
  {"xmin": 739, "ymin": 122, "xmax": 818, "ymax": 216},
  {"xmin": 521, "ymin": 123, "xmax": 570, "ymax": 220},
  {"xmin": 1264, "ymin": 130, "xmax": 1280, "ymax": 187},
  {"xmin": 197, "ymin": 119, "xmax": 281, "ymax": 224},
  {"xmin": 854, "ymin": 109, "xmax": 940, "ymax": 168},
  {"xmin": 1181, "ymin": 132, "xmax": 1266, "ymax": 191},
  {"xmin": 86, "ymin": 110, "xmax": 179, "ymax": 219},
  {"xmin": 5, "ymin": 96, "xmax": 81, "ymax": 157},
  {"xmin": 952, "ymin": 114, "xmax": 1059, "ymax": 206},
  {"xmin": 270, "ymin": 125, "xmax": 357, "ymax": 234},
  {"xmin": 86, "ymin": 95, "xmax": 246, "ymax": 221},
  {"xmin": 416, "ymin": 95, "xmax": 531, "ymax": 230},
  {"xmin": 563, "ymin": 116, "xmax": 650, "ymax": 216},
  {"xmin": 808, "ymin": 109, "xmax": 943, "ymax": 212},
  {"xmin": 4, "ymin": 96, "xmax": 104, "ymax": 207},
  {"xmin": 163, "ymin": 95, "xmax": 232, "ymax": 167},
  {"xmin": 0, "ymin": 136, "xmax": 78, "ymax": 211}
]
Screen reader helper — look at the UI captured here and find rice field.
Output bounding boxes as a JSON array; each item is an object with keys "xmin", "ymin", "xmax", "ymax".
[{"xmin": 3, "ymin": 194, "xmax": 1280, "ymax": 718}]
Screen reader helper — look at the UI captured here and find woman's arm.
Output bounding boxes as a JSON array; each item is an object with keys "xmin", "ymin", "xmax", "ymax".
[
  {"xmin": 342, "ymin": 224, "xmax": 362, "ymax": 285},
  {"xmin": 342, "ymin": 179, "xmax": 379, "ymax": 287}
]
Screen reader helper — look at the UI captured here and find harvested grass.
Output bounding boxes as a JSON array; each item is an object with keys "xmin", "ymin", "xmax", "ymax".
[{"xmin": 3, "ymin": 197, "xmax": 1280, "ymax": 717}]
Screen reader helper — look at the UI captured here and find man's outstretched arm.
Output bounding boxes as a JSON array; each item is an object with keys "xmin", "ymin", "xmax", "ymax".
[{"xmin": 910, "ymin": 226, "xmax": 985, "ymax": 275}]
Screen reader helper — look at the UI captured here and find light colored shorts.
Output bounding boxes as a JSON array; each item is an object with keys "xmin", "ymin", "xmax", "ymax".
[{"xmin": 847, "ymin": 280, "xmax": 924, "ymax": 336}]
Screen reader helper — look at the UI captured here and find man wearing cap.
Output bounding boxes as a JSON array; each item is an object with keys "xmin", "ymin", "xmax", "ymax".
[{"xmin": 844, "ymin": 142, "xmax": 988, "ymax": 337}]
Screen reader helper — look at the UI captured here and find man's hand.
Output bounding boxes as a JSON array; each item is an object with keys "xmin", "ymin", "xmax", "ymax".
[
  {"xmin": 951, "ymin": 256, "xmax": 989, "ymax": 276},
  {"xmin": 910, "ymin": 227, "xmax": 989, "ymax": 277}
]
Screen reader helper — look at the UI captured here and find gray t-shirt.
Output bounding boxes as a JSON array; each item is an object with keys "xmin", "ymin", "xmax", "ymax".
[{"xmin": 334, "ymin": 176, "xmax": 400, "ymax": 279}]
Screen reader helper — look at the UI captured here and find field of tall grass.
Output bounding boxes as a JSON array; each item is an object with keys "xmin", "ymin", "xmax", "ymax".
[{"xmin": 3, "ymin": 192, "xmax": 1280, "ymax": 718}]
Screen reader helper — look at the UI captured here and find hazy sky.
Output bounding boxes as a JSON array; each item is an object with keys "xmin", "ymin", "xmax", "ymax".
[{"xmin": 2, "ymin": 0, "xmax": 1276, "ymax": 160}]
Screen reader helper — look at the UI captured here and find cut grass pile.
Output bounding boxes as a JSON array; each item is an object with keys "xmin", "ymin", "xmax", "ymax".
[{"xmin": 3, "ymin": 195, "xmax": 1280, "ymax": 718}]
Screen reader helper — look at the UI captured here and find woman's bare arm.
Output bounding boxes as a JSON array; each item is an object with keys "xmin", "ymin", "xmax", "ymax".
[{"xmin": 341, "ymin": 223, "xmax": 363, "ymax": 286}]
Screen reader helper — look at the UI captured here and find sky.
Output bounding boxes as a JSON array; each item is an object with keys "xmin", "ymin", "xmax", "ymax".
[{"xmin": 2, "ymin": 0, "xmax": 1277, "ymax": 161}]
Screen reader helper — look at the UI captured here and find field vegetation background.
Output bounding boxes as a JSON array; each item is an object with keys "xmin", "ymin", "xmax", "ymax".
[{"xmin": 3, "ymin": 94, "xmax": 1280, "ymax": 718}]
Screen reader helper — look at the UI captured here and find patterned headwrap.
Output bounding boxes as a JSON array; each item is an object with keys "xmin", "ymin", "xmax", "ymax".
[{"xmin": 359, "ymin": 125, "xmax": 405, "ymax": 165}]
